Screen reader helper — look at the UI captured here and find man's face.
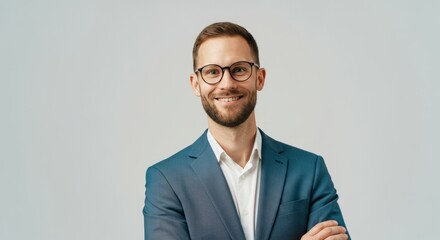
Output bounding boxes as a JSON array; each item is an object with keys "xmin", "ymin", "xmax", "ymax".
[{"xmin": 190, "ymin": 36, "xmax": 265, "ymax": 127}]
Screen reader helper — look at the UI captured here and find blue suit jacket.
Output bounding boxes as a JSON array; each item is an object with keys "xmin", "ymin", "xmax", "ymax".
[{"xmin": 144, "ymin": 129, "xmax": 350, "ymax": 240}]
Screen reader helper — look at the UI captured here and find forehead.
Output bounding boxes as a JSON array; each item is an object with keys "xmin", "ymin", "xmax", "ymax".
[{"xmin": 197, "ymin": 36, "xmax": 253, "ymax": 66}]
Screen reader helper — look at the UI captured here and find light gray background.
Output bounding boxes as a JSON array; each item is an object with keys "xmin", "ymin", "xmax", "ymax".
[{"xmin": 1, "ymin": 0, "xmax": 439, "ymax": 239}]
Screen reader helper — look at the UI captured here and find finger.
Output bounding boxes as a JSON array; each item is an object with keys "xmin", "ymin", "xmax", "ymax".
[
  {"xmin": 325, "ymin": 233, "xmax": 349, "ymax": 240},
  {"xmin": 315, "ymin": 226, "xmax": 346, "ymax": 239},
  {"xmin": 306, "ymin": 220, "xmax": 339, "ymax": 236}
]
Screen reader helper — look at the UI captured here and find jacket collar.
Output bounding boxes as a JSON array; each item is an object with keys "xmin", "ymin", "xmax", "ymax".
[
  {"xmin": 188, "ymin": 129, "xmax": 287, "ymax": 240},
  {"xmin": 189, "ymin": 130, "xmax": 246, "ymax": 240},
  {"xmin": 255, "ymin": 130, "xmax": 288, "ymax": 240}
]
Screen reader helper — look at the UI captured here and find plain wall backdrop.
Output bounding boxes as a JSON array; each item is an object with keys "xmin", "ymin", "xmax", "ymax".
[{"xmin": 1, "ymin": 0, "xmax": 439, "ymax": 239}]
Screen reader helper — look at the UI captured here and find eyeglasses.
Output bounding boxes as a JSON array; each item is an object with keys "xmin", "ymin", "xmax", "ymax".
[{"xmin": 195, "ymin": 61, "xmax": 260, "ymax": 85}]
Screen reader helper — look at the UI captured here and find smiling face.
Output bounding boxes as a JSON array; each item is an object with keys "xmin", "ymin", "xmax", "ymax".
[{"xmin": 190, "ymin": 36, "xmax": 266, "ymax": 128}]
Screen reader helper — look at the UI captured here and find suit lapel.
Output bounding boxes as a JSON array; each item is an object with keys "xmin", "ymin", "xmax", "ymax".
[
  {"xmin": 189, "ymin": 132, "xmax": 246, "ymax": 240},
  {"xmin": 255, "ymin": 131, "xmax": 288, "ymax": 240}
]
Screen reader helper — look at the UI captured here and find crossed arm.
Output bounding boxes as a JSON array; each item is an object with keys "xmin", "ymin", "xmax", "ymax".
[
  {"xmin": 301, "ymin": 157, "xmax": 350, "ymax": 240},
  {"xmin": 302, "ymin": 220, "xmax": 348, "ymax": 240}
]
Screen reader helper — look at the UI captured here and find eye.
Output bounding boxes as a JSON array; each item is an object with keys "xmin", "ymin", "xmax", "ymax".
[
  {"xmin": 232, "ymin": 67, "xmax": 244, "ymax": 72},
  {"xmin": 207, "ymin": 69, "xmax": 219, "ymax": 75},
  {"xmin": 202, "ymin": 66, "xmax": 221, "ymax": 77},
  {"xmin": 231, "ymin": 66, "xmax": 249, "ymax": 75}
]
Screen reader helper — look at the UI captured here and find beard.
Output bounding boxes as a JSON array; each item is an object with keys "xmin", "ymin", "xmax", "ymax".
[{"xmin": 201, "ymin": 89, "xmax": 257, "ymax": 128}]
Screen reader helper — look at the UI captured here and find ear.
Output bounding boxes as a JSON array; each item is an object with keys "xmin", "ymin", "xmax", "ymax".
[
  {"xmin": 256, "ymin": 67, "xmax": 266, "ymax": 91},
  {"xmin": 190, "ymin": 73, "xmax": 201, "ymax": 97}
]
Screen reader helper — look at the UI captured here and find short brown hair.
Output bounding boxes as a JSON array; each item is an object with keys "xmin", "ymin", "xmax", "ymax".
[{"xmin": 192, "ymin": 22, "xmax": 260, "ymax": 70}]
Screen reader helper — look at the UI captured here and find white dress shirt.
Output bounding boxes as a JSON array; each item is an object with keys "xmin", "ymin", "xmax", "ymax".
[{"xmin": 207, "ymin": 130, "xmax": 262, "ymax": 240}]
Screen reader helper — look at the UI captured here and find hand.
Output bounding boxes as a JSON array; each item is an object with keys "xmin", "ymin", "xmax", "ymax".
[{"xmin": 301, "ymin": 220, "xmax": 348, "ymax": 240}]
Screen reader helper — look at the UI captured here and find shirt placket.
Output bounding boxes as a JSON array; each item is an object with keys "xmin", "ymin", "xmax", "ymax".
[{"xmin": 237, "ymin": 164, "xmax": 254, "ymax": 239}]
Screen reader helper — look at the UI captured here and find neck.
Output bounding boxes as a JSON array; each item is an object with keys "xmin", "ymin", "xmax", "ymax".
[{"xmin": 208, "ymin": 112, "xmax": 257, "ymax": 167}]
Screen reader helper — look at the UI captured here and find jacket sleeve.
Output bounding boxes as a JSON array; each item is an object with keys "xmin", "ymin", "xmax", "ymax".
[
  {"xmin": 143, "ymin": 166, "xmax": 190, "ymax": 240},
  {"xmin": 307, "ymin": 156, "xmax": 351, "ymax": 239}
]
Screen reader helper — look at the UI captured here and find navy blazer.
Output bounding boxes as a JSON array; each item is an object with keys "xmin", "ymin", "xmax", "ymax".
[{"xmin": 144, "ymin": 129, "xmax": 350, "ymax": 240}]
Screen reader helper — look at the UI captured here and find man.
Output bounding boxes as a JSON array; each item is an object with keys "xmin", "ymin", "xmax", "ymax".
[{"xmin": 144, "ymin": 22, "xmax": 350, "ymax": 240}]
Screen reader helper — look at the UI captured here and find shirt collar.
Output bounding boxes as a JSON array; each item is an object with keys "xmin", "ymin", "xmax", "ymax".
[{"xmin": 207, "ymin": 129, "xmax": 262, "ymax": 163}]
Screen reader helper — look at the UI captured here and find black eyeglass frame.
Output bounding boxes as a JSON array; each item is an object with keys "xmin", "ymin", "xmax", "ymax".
[{"xmin": 194, "ymin": 61, "xmax": 260, "ymax": 85}]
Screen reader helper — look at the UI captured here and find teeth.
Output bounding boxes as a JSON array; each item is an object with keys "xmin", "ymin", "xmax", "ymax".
[{"xmin": 218, "ymin": 97, "xmax": 240, "ymax": 102}]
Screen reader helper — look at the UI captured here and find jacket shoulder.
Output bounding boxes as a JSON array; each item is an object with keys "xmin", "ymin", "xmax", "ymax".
[
  {"xmin": 149, "ymin": 144, "xmax": 193, "ymax": 172},
  {"xmin": 262, "ymin": 130, "xmax": 321, "ymax": 162},
  {"xmin": 280, "ymin": 141, "xmax": 320, "ymax": 160},
  {"xmin": 148, "ymin": 130, "xmax": 209, "ymax": 172}
]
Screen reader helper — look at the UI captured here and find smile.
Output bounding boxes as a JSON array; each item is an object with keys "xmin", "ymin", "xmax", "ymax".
[{"xmin": 216, "ymin": 96, "xmax": 242, "ymax": 102}]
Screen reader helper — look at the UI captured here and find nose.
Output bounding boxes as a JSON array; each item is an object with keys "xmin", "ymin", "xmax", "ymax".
[{"xmin": 218, "ymin": 68, "xmax": 237, "ymax": 90}]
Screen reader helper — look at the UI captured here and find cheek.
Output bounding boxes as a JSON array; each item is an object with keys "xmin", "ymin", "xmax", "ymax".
[{"xmin": 199, "ymin": 85, "xmax": 216, "ymax": 98}]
